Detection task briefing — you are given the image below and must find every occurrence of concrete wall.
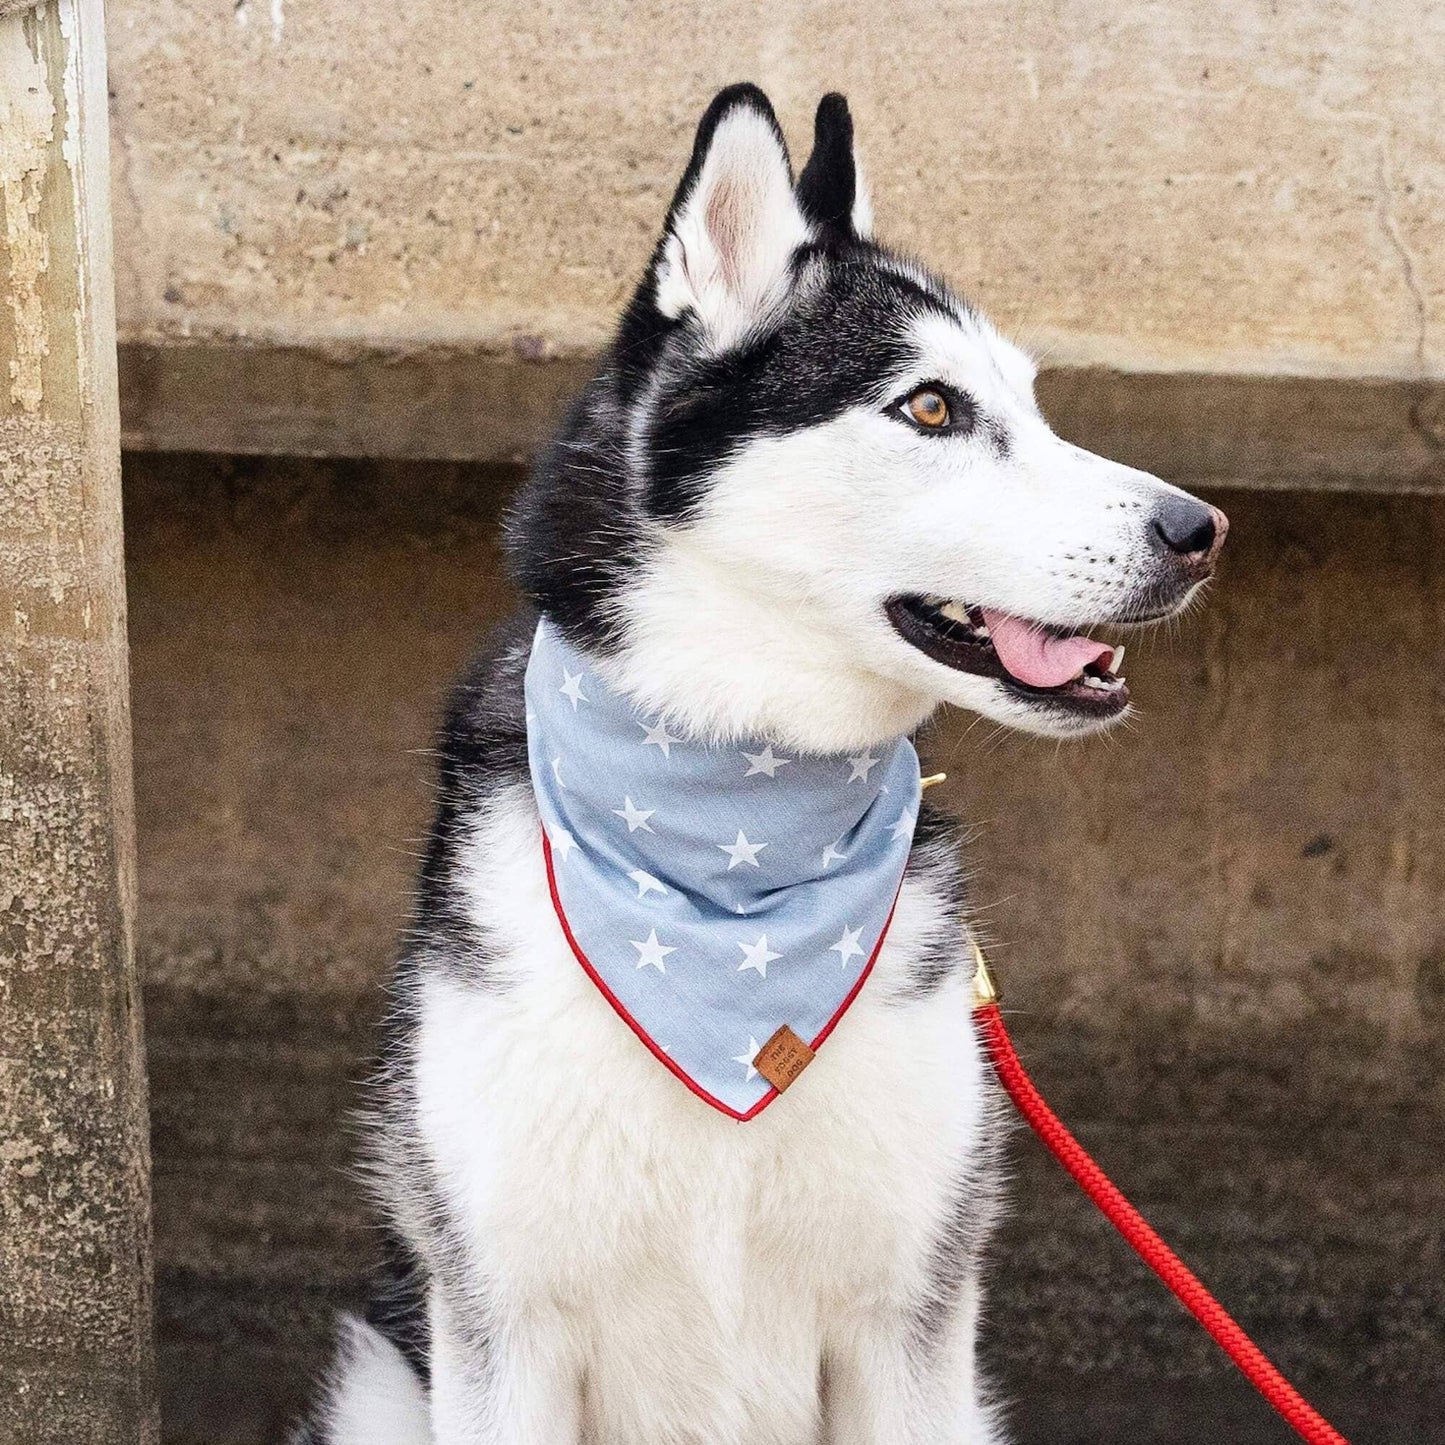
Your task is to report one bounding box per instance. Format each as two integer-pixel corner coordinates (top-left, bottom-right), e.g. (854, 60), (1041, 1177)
(106, 0), (1443, 376)
(125, 453), (1444, 1445)
(103, 1), (1445, 485)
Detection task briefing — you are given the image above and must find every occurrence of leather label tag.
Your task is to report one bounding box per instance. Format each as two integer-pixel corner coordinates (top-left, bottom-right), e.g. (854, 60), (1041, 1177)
(755, 1024), (815, 1093)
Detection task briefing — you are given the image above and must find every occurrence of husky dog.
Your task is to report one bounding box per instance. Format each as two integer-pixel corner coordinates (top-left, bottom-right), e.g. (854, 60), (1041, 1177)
(294, 85), (1225, 1445)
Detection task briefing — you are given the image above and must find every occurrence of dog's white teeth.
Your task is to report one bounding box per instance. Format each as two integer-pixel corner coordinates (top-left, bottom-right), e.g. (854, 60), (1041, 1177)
(940, 601), (972, 625)
(1109, 645), (1125, 675)
(1081, 674), (1110, 690)
(975, 624), (990, 639)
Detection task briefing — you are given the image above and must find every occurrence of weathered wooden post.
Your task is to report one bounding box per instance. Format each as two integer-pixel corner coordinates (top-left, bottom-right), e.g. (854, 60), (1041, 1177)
(0, 0), (157, 1439)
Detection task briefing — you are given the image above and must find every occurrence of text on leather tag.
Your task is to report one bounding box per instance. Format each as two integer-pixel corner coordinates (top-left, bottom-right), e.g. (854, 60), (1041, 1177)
(755, 1025), (815, 1092)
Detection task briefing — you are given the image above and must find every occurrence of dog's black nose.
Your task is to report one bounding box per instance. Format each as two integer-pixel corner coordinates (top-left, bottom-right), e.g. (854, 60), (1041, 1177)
(1149, 496), (1228, 581)
(1152, 495), (1219, 556)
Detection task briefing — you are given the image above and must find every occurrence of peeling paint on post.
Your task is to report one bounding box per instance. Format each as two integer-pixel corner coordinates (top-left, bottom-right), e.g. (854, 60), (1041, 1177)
(0, 0), (158, 1440)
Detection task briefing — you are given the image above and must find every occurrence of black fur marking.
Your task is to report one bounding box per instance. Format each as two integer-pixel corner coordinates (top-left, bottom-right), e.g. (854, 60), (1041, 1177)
(984, 415), (1013, 458)
(643, 252), (956, 521)
(892, 804), (973, 1001)
(347, 613), (535, 1404)
(509, 240), (969, 632)
(506, 383), (642, 654)
(892, 938), (959, 1001)
(902, 797), (1005, 1347)
(796, 93), (858, 241)
(612, 84), (791, 405)
(364, 1226), (433, 1385)
(398, 610), (537, 990)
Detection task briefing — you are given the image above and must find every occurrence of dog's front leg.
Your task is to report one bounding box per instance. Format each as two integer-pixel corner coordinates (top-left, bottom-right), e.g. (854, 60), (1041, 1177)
(822, 1301), (1003, 1445)
(429, 1286), (584, 1445)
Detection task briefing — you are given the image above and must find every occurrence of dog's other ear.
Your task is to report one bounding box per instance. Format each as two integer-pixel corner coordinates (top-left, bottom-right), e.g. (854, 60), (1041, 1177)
(796, 93), (873, 242)
(653, 84), (811, 348)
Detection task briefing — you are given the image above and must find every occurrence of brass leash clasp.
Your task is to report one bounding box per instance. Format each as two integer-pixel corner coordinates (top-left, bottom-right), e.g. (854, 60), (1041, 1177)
(970, 940), (1000, 1009)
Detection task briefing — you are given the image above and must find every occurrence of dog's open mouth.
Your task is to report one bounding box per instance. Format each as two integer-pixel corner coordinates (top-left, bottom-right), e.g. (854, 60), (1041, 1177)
(885, 595), (1129, 717)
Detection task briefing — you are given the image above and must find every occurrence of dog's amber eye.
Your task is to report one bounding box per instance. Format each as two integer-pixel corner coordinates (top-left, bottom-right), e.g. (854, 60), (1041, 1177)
(905, 388), (951, 429)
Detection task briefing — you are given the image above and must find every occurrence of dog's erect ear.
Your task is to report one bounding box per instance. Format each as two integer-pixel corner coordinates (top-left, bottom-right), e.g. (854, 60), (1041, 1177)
(796, 93), (873, 242)
(653, 84), (811, 348)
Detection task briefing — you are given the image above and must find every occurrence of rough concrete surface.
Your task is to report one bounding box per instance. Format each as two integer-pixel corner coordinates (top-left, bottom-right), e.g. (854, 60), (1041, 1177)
(1, 0), (157, 1439)
(93, 0), (1445, 484)
(103, 0), (1444, 379)
(124, 451), (1444, 1444)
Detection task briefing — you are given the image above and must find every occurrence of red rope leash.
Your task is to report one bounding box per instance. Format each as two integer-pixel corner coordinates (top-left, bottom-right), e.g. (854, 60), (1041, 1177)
(971, 955), (1349, 1445)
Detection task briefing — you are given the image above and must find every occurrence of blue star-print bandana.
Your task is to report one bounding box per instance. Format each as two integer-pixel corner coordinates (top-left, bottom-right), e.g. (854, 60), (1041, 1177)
(525, 620), (921, 1120)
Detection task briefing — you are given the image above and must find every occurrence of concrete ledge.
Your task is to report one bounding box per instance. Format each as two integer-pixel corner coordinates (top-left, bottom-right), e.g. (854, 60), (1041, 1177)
(118, 340), (593, 467)
(119, 340), (1445, 493)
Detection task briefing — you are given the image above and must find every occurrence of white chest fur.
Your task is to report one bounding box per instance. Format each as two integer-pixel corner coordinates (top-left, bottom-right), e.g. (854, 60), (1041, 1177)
(406, 783), (999, 1444)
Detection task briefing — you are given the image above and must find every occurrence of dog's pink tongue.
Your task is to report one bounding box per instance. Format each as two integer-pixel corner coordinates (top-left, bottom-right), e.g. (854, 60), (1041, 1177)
(981, 608), (1111, 688)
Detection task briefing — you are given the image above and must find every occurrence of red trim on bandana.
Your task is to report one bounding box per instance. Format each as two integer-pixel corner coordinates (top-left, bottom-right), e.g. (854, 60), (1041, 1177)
(541, 829), (901, 1122)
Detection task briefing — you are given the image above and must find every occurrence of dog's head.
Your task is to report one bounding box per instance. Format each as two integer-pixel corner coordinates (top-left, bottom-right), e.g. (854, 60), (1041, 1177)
(513, 85), (1226, 752)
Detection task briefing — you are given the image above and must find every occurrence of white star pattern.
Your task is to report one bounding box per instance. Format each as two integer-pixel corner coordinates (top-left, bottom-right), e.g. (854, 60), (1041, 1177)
(718, 830), (768, 869)
(559, 668), (588, 710)
(733, 1036), (761, 1080)
(638, 719), (679, 756)
(612, 796), (656, 833)
(741, 745), (790, 778)
(847, 750), (880, 783)
(737, 934), (782, 977)
(631, 929), (676, 973)
(525, 623), (925, 1110)
(829, 925), (865, 965)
